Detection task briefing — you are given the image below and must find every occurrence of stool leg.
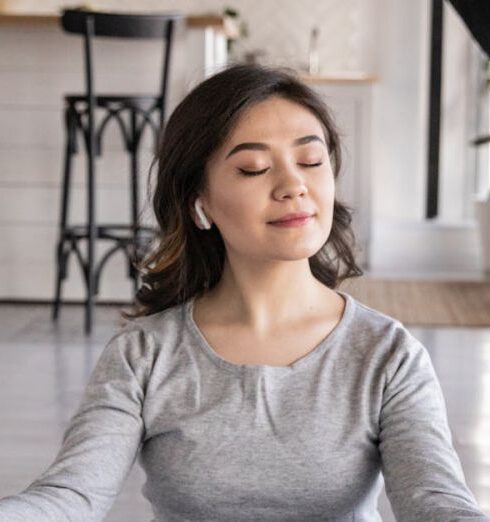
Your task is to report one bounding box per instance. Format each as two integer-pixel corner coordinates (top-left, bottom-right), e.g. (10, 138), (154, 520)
(130, 108), (140, 297)
(52, 107), (75, 322)
(85, 125), (96, 336)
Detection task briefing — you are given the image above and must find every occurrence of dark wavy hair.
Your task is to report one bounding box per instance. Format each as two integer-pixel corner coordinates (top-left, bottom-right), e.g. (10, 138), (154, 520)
(121, 63), (363, 320)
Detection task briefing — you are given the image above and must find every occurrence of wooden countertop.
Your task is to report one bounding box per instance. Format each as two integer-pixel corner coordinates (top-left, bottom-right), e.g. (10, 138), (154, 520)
(0, 10), (226, 29)
(299, 72), (377, 84)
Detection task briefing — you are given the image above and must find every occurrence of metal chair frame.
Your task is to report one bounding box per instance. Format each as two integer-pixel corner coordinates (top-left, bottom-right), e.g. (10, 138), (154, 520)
(52, 8), (182, 334)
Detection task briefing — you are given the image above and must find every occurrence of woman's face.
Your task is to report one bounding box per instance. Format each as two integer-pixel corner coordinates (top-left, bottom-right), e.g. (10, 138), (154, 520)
(197, 95), (336, 263)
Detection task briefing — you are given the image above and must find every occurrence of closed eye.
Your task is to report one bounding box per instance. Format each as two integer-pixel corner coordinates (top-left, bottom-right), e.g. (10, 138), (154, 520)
(299, 162), (323, 168)
(238, 167), (269, 176)
(238, 162), (323, 177)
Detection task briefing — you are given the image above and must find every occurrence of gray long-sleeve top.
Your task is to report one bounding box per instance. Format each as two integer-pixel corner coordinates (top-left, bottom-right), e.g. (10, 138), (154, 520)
(0, 290), (488, 521)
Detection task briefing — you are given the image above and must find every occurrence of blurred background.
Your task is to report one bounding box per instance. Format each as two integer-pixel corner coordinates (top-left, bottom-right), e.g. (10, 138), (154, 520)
(0, 0), (489, 520)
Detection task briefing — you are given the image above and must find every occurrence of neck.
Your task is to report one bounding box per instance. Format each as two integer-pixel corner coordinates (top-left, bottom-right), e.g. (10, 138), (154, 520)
(201, 255), (337, 337)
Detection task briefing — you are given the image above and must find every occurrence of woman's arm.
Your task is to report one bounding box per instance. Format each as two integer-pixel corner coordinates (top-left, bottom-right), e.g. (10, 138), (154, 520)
(0, 325), (150, 522)
(379, 327), (489, 521)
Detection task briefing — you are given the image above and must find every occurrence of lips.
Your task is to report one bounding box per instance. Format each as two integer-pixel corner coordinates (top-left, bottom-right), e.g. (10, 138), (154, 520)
(269, 212), (314, 224)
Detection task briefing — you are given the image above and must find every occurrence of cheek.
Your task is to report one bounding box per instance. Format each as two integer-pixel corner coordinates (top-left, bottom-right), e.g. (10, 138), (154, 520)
(211, 184), (254, 227)
(312, 174), (335, 230)
(214, 178), (263, 219)
(313, 169), (335, 203)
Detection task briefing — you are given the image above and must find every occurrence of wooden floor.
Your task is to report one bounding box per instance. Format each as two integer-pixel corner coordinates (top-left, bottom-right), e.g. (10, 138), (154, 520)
(0, 301), (489, 521)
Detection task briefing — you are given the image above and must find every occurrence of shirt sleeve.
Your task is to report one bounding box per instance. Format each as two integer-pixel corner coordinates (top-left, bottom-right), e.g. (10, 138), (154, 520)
(379, 326), (489, 521)
(0, 325), (150, 522)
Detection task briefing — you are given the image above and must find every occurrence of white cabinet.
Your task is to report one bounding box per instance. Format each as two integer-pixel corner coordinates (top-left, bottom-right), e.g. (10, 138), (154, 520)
(303, 76), (375, 270)
(0, 14), (228, 300)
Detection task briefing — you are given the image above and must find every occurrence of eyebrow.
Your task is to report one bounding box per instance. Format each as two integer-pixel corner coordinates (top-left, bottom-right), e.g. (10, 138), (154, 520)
(225, 134), (325, 159)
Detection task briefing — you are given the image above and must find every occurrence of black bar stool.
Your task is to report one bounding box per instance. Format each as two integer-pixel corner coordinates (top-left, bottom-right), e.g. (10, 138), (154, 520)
(52, 8), (183, 334)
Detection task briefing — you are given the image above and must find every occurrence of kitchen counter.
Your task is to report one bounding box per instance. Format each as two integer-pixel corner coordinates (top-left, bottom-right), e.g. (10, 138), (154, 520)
(0, 11), (232, 33)
(299, 72), (377, 84)
(0, 7), (230, 301)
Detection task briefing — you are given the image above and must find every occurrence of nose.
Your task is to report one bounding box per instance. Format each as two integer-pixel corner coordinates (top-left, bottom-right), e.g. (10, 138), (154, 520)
(272, 164), (308, 200)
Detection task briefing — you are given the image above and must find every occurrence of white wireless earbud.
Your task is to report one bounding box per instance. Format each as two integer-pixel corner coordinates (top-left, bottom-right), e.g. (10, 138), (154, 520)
(194, 198), (211, 230)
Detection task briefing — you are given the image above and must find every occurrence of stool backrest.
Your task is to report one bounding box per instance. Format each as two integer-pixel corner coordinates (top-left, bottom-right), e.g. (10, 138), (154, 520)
(60, 8), (183, 128)
(61, 9), (182, 39)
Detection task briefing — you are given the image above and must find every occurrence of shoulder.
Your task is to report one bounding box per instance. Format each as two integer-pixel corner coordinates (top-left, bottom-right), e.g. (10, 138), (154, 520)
(341, 291), (430, 375)
(343, 290), (408, 341)
(105, 301), (188, 364)
(120, 300), (186, 335)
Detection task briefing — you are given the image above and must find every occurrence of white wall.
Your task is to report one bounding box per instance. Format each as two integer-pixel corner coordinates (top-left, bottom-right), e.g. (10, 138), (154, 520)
(439, 2), (485, 222)
(369, 0), (430, 222)
(366, 0), (487, 276)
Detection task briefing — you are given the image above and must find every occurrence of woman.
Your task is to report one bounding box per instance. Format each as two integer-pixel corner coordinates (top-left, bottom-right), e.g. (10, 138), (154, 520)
(0, 64), (487, 522)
